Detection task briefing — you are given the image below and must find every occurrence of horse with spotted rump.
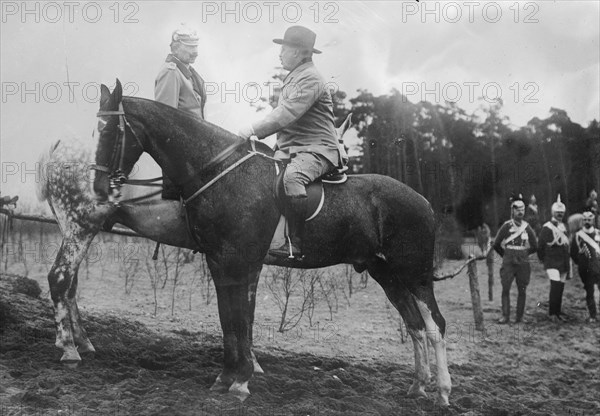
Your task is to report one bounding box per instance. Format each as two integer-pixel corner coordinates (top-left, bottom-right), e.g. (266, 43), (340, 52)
(37, 79), (452, 406)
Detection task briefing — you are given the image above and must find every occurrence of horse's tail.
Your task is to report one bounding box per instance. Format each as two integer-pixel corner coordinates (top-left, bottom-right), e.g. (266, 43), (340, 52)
(36, 140), (61, 202)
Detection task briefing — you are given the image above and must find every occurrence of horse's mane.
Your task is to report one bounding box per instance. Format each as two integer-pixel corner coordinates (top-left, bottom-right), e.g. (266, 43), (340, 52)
(122, 96), (235, 138)
(121, 96), (273, 157)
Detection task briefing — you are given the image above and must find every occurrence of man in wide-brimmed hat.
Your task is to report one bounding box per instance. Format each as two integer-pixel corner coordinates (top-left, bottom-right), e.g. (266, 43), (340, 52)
(493, 194), (538, 324)
(239, 26), (344, 259)
(155, 24), (207, 199)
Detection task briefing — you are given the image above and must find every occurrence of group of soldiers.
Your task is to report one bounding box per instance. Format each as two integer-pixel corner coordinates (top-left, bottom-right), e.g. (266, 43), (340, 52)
(493, 192), (600, 324)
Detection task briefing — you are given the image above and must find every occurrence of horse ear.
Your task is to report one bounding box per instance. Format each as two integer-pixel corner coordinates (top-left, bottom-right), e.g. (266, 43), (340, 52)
(113, 79), (123, 104)
(100, 84), (111, 108)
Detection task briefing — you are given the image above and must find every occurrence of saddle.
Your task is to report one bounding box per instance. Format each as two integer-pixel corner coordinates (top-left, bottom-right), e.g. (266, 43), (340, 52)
(269, 165), (347, 251)
(273, 166), (347, 221)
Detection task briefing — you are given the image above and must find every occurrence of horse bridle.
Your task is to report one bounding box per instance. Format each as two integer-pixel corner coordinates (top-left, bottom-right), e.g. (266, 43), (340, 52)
(91, 102), (144, 193)
(91, 100), (263, 206)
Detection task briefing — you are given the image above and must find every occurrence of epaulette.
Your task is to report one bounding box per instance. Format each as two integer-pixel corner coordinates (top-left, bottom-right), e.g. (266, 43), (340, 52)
(165, 62), (177, 70)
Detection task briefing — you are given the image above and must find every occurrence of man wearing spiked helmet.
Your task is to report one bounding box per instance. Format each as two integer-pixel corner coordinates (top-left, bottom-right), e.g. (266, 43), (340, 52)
(538, 194), (571, 323)
(570, 207), (600, 323)
(155, 24), (207, 200)
(493, 193), (538, 324)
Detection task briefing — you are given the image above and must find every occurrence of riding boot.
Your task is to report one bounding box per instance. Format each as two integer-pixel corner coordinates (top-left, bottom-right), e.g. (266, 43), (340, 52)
(549, 280), (561, 318)
(270, 196), (307, 259)
(499, 291), (510, 324)
(516, 290), (527, 323)
(287, 196), (307, 258)
(585, 283), (598, 320)
(556, 281), (565, 318)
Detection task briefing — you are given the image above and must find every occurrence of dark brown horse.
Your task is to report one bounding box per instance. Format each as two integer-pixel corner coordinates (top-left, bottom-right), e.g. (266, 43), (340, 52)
(68, 80), (451, 404)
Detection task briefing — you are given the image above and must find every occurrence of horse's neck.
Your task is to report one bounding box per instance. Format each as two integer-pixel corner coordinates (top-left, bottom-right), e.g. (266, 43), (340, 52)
(127, 100), (237, 183)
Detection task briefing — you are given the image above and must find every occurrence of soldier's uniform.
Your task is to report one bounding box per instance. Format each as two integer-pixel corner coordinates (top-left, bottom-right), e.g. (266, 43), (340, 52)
(154, 27), (206, 200)
(570, 211), (600, 321)
(537, 195), (570, 321)
(155, 54), (206, 120)
(493, 218), (538, 323)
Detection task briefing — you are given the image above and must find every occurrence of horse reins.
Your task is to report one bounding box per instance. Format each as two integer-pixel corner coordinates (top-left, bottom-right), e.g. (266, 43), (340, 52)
(92, 101), (265, 207)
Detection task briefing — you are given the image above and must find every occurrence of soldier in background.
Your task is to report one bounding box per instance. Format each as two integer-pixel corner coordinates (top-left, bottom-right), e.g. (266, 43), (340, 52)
(570, 208), (600, 323)
(538, 195), (571, 323)
(585, 189), (599, 228)
(493, 194), (538, 324)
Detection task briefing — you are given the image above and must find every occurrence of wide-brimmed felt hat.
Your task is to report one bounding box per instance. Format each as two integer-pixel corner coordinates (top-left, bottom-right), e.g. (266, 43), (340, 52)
(273, 26), (321, 54)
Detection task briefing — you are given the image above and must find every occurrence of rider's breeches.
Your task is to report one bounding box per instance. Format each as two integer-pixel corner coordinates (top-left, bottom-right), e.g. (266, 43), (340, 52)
(500, 260), (530, 319)
(546, 269), (567, 283)
(283, 152), (334, 198)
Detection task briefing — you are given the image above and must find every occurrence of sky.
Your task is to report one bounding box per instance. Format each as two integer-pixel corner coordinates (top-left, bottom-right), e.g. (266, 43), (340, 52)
(1, 0), (599, 208)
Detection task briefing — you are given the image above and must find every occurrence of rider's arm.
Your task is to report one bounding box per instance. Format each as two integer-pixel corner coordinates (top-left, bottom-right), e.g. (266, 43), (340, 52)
(252, 70), (323, 139)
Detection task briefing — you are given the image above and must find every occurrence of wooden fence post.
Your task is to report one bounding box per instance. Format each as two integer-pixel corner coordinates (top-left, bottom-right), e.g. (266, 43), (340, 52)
(467, 257), (485, 331)
(486, 250), (494, 301)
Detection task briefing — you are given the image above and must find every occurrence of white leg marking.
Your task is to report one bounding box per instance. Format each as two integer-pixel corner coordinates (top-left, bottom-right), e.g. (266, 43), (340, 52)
(407, 327), (430, 398)
(415, 298), (451, 407)
(229, 380), (250, 402)
(251, 350), (264, 374)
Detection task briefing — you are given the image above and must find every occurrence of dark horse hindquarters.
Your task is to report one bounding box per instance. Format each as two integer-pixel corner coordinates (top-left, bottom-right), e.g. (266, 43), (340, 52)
(55, 80), (451, 405)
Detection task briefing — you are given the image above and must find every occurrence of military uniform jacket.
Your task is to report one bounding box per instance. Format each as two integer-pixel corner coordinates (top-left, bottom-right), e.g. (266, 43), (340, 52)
(571, 227), (600, 275)
(251, 60), (341, 167)
(155, 54), (206, 120)
(538, 220), (570, 272)
(493, 220), (537, 263)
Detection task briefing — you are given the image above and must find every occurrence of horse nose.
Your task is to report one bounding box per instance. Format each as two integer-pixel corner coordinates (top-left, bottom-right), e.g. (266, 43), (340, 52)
(92, 173), (110, 202)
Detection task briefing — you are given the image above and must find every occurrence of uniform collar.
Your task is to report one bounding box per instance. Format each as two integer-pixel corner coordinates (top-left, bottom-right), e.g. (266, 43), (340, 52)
(166, 54), (193, 79)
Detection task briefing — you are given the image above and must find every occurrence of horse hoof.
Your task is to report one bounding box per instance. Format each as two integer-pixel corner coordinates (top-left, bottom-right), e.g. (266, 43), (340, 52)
(60, 350), (81, 365)
(209, 380), (230, 393)
(437, 395), (450, 407)
(251, 351), (264, 374)
(62, 360), (80, 369)
(77, 340), (96, 354)
(229, 381), (250, 402)
(253, 362), (265, 375)
(407, 384), (428, 399)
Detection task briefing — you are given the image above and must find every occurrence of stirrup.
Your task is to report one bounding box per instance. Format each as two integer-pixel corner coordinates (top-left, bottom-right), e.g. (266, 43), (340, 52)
(269, 236), (302, 260)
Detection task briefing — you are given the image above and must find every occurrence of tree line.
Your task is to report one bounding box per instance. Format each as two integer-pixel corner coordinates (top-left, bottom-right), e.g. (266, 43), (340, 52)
(331, 89), (599, 233)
